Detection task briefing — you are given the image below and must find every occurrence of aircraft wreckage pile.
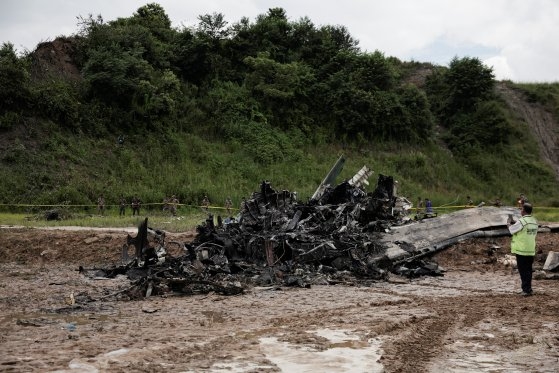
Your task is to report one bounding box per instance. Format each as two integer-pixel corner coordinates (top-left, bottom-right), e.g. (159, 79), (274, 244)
(89, 157), (515, 299)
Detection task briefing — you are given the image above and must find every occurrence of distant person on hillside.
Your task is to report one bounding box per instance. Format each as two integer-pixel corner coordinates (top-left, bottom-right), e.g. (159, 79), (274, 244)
(162, 196), (170, 213)
(225, 197), (233, 215)
(416, 197), (423, 213)
(170, 195), (179, 216)
(202, 195), (210, 211)
(97, 195), (105, 215)
(425, 198), (433, 214)
(240, 197), (247, 213)
(131, 196), (141, 216)
(119, 195), (127, 216)
(415, 197), (424, 219)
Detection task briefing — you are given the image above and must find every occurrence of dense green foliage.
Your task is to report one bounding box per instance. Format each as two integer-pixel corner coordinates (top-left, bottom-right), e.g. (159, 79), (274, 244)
(0, 43), (31, 129)
(1, 3), (559, 215)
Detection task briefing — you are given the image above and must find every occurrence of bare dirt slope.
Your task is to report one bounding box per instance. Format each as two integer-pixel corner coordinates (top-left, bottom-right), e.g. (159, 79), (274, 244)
(0, 228), (558, 372)
(496, 82), (559, 181)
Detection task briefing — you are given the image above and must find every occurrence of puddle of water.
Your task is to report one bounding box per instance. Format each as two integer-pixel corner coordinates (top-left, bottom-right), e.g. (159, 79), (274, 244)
(103, 348), (130, 357)
(207, 361), (276, 372)
(55, 329), (384, 373)
(203, 329), (383, 372)
(313, 328), (359, 342)
(258, 329), (383, 373)
(313, 328), (370, 348)
(66, 362), (99, 373)
(56, 348), (140, 373)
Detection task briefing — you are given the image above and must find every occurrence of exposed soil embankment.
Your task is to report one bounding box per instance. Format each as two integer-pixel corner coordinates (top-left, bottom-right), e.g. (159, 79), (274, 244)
(496, 82), (559, 181)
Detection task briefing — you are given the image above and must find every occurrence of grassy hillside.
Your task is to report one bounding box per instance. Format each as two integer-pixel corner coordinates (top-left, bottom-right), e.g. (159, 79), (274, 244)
(1, 108), (557, 219)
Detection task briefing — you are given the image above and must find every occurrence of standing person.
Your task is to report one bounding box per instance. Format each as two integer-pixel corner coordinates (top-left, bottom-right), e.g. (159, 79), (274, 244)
(225, 197), (232, 215)
(170, 195), (179, 216)
(202, 195), (210, 211)
(162, 196), (170, 213)
(119, 195), (127, 216)
(131, 196), (141, 216)
(416, 197), (423, 214)
(425, 198), (433, 213)
(97, 195), (105, 215)
(508, 203), (538, 296)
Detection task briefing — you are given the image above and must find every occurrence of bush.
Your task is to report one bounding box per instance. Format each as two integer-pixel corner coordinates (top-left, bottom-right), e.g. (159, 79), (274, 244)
(0, 111), (23, 130)
(223, 120), (302, 165)
(1, 139), (27, 163)
(32, 80), (80, 128)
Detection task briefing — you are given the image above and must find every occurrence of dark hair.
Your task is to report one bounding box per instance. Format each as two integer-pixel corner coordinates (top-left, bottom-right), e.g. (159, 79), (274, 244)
(523, 203), (533, 214)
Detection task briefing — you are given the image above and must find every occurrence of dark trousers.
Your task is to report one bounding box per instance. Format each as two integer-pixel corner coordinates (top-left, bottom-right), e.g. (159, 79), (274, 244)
(516, 254), (534, 293)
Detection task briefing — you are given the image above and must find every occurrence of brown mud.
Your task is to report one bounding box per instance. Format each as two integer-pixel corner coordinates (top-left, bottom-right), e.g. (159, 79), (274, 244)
(0, 228), (558, 372)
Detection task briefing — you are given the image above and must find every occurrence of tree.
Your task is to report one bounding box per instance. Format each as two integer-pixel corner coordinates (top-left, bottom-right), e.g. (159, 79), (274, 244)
(444, 100), (509, 152)
(349, 51), (395, 92)
(396, 84), (434, 142)
(171, 27), (208, 84)
(133, 3), (172, 36)
(196, 12), (230, 41)
(77, 6), (173, 70)
(83, 45), (153, 109)
(445, 56), (495, 115)
(244, 52), (315, 129)
(425, 56), (502, 152)
(32, 80), (80, 128)
(250, 8), (292, 63)
(195, 13), (235, 82)
(424, 66), (448, 120)
(0, 43), (30, 112)
(133, 69), (182, 119)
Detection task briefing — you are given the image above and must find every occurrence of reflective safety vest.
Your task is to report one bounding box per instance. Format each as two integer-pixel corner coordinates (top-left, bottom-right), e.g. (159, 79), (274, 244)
(511, 215), (538, 256)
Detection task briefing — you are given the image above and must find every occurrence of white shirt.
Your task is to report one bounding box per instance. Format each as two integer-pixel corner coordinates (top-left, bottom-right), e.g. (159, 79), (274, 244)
(508, 217), (526, 235)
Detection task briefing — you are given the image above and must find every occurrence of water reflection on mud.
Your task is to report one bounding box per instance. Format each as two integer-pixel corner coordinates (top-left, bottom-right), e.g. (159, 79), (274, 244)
(258, 329), (383, 373)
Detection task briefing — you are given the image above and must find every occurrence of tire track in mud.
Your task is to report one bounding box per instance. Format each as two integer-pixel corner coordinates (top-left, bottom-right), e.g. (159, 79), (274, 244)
(380, 291), (559, 373)
(379, 297), (460, 373)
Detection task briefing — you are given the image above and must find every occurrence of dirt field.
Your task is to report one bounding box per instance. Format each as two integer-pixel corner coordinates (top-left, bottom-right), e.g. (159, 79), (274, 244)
(0, 227), (558, 372)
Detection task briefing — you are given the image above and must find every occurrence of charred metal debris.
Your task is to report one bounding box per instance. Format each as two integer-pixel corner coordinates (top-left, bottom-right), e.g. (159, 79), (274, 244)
(89, 156), (442, 299)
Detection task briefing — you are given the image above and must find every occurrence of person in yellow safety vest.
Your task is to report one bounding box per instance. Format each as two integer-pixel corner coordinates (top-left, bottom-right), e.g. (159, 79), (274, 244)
(508, 203), (538, 296)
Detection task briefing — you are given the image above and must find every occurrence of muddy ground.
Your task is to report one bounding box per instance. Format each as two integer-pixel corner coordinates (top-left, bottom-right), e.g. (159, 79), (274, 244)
(0, 227), (558, 372)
